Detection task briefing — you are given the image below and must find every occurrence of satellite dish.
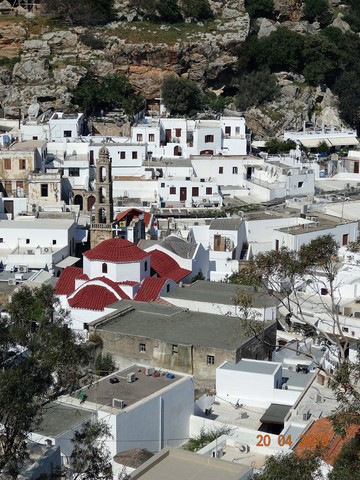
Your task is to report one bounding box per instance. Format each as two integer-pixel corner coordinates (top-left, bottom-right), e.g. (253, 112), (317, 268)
(28, 103), (40, 119)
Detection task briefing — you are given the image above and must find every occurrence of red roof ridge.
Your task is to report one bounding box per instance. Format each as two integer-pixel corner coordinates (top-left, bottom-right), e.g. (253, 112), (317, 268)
(135, 277), (168, 302)
(55, 266), (86, 296)
(149, 249), (191, 283)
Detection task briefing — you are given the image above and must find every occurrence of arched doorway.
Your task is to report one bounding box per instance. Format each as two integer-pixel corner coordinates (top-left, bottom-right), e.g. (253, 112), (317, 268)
(174, 145), (182, 156)
(74, 194), (83, 210)
(87, 195), (95, 211)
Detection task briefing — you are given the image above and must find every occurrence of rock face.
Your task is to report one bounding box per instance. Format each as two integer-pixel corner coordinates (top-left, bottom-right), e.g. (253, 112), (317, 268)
(0, 0), (349, 136)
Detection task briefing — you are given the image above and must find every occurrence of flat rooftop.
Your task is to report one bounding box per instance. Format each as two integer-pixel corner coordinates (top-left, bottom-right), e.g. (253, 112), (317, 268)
(276, 214), (350, 235)
(220, 359), (280, 375)
(131, 447), (251, 480)
(163, 281), (279, 309)
(35, 403), (92, 437)
(92, 301), (274, 350)
(0, 218), (74, 229)
(75, 365), (183, 409)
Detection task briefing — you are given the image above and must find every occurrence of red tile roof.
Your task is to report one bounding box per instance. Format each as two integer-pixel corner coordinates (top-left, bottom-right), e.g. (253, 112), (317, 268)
(55, 267), (87, 296)
(88, 277), (130, 300)
(116, 208), (151, 227)
(295, 417), (360, 465)
(149, 249), (191, 283)
(68, 285), (119, 311)
(135, 277), (168, 302)
(83, 238), (149, 263)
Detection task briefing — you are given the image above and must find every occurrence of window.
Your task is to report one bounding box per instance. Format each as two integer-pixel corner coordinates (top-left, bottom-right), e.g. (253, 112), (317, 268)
(175, 128), (182, 137)
(192, 187), (199, 197)
(26, 239), (30, 244)
(32, 136), (38, 140)
(4, 158), (11, 170)
(144, 260), (148, 272)
(69, 168), (80, 177)
(206, 187), (212, 195)
(172, 344), (178, 354)
(41, 184), (48, 197)
(0, 238), (3, 243)
(205, 135), (214, 143)
(342, 327), (349, 333)
(219, 167), (223, 174)
(52, 240), (57, 245)
(167, 284), (170, 293)
(225, 126), (231, 136)
(298, 181), (303, 188)
(275, 239), (279, 251)
(64, 130), (72, 137)
(19, 159), (26, 170)
(120, 151), (125, 159)
(343, 234), (349, 246)
(102, 263), (108, 273)
(233, 166), (238, 174)
(139, 343), (146, 352)
(149, 133), (155, 142)
(321, 288), (328, 295)
(137, 134), (143, 142)
(89, 150), (94, 165)
(235, 126), (240, 135)
(161, 182), (165, 188)
(207, 355), (215, 365)
(170, 186), (176, 195)
(132, 151), (138, 159)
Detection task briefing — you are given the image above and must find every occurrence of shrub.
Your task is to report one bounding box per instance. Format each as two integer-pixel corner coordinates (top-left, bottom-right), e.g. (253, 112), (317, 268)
(235, 70), (278, 111)
(94, 352), (115, 376)
(161, 76), (203, 115)
(157, 0), (182, 22)
(181, 0), (213, 20)
(302, 0), (333, 26)
(245, 0), (274, 19)
(79, 32), (106, 50)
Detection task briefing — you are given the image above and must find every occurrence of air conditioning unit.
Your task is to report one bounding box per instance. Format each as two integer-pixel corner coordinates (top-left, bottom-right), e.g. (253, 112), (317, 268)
(142, 201), (149, 207)
(238, 444), (250, 453)
(112, 398), (125, 409)
(303, 410), (310, 421)
(127, 372), (136, 383)
(282, 384), (288, 390)
(145, 367), (154, 376)
(18, 265), (28, 273)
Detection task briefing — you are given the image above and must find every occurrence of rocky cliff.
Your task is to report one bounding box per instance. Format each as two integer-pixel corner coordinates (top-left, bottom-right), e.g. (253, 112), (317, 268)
(0, 0), (350, 137)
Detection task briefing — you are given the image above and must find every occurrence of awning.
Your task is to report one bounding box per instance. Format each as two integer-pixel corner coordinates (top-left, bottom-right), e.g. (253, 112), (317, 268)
(299, 138), (332, 148)
(260, 403), (292, 425)
(252, 140), (266, 148)
(55, 256), (80, 268)
(328, 137), (359, 147)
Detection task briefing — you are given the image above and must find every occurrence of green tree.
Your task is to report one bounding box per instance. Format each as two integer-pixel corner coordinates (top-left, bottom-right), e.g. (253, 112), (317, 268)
(66, 421), (113, 480)
(245, 0), (274, 19)
(303, 0), (333, 26)
(161, 76), (203, 115)
(181, 0), (213, 20)
(333, 71), (360, 133)
(0, 284), (88, 478)
(264, 138), (296, 154)
(235, 70), (278, 111)
(252, 452), (321, 479)
(94, 352), (115, 376)
(72, 74), (144, 116)
(40, 0), (115, 26)
(250, 28), (305, 72)
(302, 35), (338, 85)
(157, 0), (182, 22)
(329, 432), (360, 479)
(316, 140), (330, 156)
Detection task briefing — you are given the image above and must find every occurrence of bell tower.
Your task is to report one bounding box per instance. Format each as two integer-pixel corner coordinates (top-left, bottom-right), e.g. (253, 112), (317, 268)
(90, 145), (114, 249)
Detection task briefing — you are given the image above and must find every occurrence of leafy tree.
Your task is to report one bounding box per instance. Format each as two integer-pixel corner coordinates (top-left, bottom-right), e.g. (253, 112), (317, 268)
(66, 420), (113, 480)
(161, 76), (203, 115)
(0, 284), (88, 478)
(264, 138), (296, 154)
(130, 0), (157, 20)
(72, 74), (144, 116)
(181, 0), (213, 20)
(302, 35), (338, 85)
(157, 0), (182, 22)
(235, 70), (278, 111)
(186, 426), (232, 452)
(245, 0), (274, 19)
(329, 432), (360, 479)
(250, 28), (305, 72)
(94, 352), (115, 376)
(303, 0), (333, 27)
(201, 90), (230, 114)
(40, 0), (115, 26)
(333, 71), (360, 133)
(252, 452), (321, 480)
(316, 140), (330, 156)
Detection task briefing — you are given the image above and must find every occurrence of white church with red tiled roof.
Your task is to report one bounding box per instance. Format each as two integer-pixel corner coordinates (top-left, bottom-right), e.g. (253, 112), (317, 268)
(55, 238), (192, 334)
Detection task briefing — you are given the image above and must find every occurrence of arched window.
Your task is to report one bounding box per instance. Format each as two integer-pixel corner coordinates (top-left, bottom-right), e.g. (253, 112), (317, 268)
(102, 263), (107, 273)
(144, 261), (148, 272)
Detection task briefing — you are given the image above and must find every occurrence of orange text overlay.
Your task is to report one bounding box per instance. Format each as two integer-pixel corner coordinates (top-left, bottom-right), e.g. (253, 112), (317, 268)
(256, 434), (329, 448)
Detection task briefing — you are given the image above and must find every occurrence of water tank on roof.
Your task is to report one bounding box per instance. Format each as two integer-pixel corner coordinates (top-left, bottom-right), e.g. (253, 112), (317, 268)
(2, 135), (10, 146)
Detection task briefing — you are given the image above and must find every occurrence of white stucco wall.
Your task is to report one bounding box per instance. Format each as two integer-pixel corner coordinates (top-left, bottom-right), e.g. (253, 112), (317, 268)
(83, 256), (151, 283)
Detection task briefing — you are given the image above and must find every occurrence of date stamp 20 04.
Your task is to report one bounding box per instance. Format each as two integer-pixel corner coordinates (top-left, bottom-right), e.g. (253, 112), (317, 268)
(256, 434), (329, 448)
